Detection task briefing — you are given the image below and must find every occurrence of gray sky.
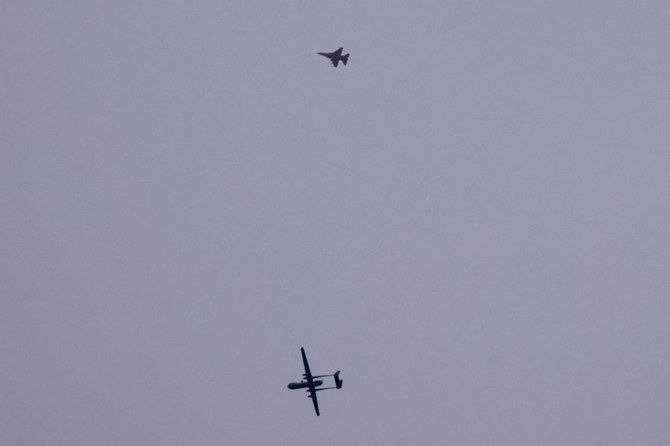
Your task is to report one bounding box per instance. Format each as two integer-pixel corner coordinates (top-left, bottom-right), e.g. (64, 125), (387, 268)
(2, 1), (669, 445)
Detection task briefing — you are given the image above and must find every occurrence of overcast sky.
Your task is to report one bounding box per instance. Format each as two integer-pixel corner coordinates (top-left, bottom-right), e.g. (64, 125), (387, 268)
(2, 1), (669, 445)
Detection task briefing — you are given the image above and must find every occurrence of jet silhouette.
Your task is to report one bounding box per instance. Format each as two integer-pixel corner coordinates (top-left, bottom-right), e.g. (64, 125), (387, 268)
(318, 47), (350, 67)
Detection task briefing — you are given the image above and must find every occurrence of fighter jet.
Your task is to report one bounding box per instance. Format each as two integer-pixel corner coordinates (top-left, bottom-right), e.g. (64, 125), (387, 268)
(287, 347), (343, 416)
(318, 47), (350, 67)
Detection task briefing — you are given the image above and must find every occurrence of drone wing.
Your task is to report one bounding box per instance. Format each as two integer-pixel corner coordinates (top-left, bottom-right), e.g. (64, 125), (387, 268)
(301, 347), (312, 380)
(308, 387), (320, 416)
(301, 348), (320, 416)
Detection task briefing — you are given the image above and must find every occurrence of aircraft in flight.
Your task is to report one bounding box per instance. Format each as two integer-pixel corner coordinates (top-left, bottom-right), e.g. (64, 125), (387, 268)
(318, 47), (350, 67)
(287, 347), (343, 416)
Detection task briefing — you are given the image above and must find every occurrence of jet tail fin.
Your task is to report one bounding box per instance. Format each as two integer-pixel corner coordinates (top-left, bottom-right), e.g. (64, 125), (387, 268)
(342, 54), (349, 65)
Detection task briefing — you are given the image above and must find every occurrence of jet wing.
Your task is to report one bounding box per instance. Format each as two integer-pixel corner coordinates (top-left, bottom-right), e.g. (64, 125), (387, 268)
(301, 347), (312, 380)
(333, 47), (343, 57)
(308, 387), (320, 416)
(331, 59), (339, 67)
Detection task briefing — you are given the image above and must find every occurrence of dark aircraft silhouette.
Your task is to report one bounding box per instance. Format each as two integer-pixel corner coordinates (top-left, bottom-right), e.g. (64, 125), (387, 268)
(287, 347), (343, 416)
(318, 47), (350, 67)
